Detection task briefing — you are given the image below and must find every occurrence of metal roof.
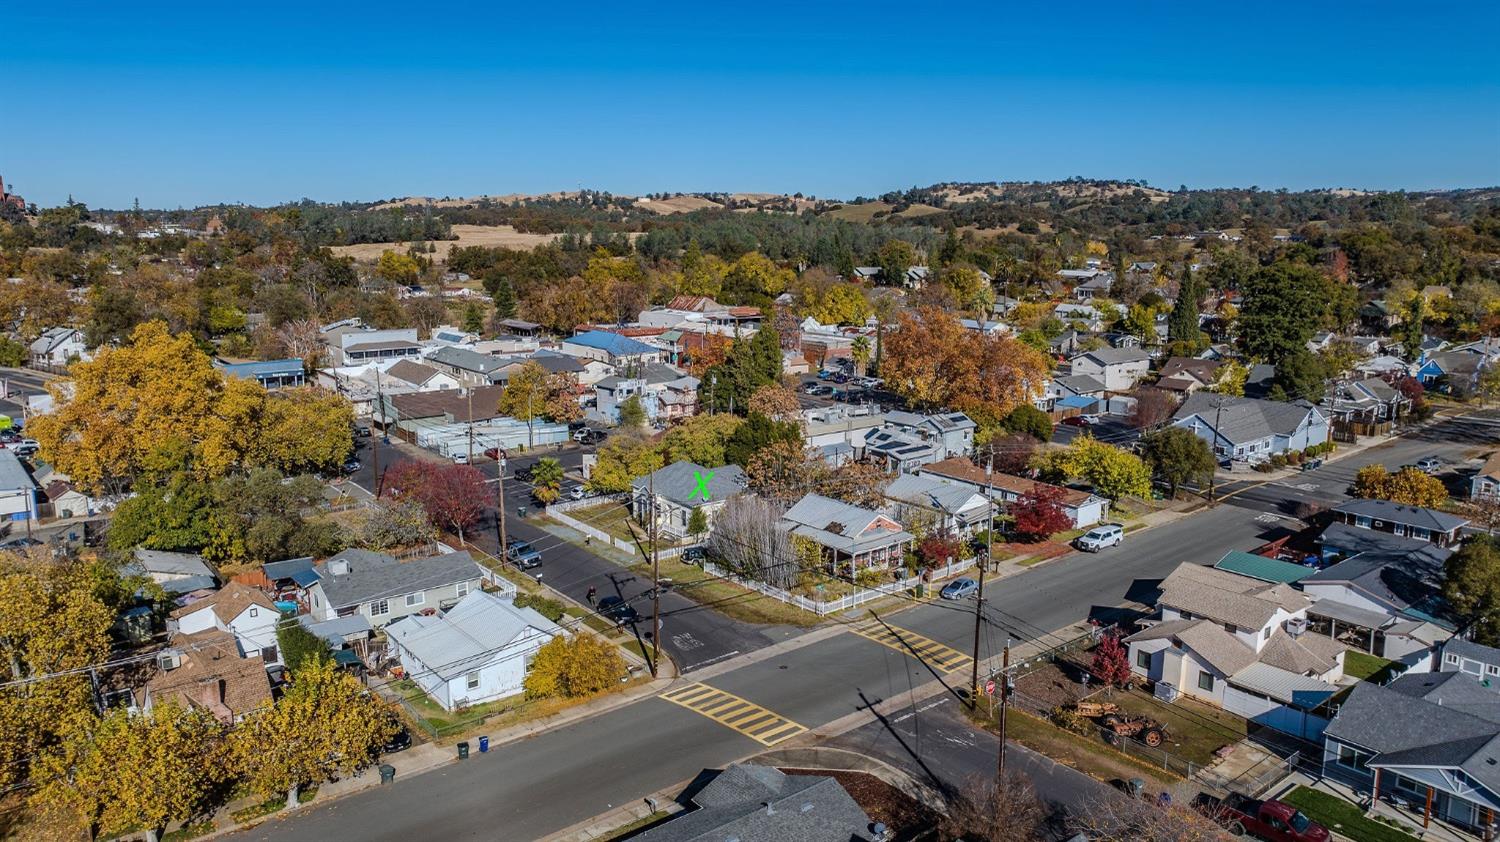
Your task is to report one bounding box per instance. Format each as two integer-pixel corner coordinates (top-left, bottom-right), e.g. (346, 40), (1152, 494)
(1214, 551), (1314, 584)
(385, 590), (562, 681)
(1231, 662), (1337, 707)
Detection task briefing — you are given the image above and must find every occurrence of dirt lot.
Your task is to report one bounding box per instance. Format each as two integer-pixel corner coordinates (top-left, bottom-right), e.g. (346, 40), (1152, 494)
(330, 224), (559, 262)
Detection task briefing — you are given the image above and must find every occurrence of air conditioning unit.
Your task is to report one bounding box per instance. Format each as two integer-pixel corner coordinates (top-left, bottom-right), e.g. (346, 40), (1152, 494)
(1286, 617), (1308, 638)
(157, 650), (182, 671)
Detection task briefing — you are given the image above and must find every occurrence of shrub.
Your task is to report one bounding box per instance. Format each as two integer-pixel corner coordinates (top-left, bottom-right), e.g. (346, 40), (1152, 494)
(514, 592), (566, 623)
(1269, 454), (1287, 469)
(1050, 705), (1095, 736)
(522, 634), (627, 699)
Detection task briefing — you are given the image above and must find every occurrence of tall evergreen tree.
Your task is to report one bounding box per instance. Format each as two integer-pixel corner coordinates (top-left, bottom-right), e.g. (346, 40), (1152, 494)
(1167, 263), (1202, 348)
(492, 279), (517, 319)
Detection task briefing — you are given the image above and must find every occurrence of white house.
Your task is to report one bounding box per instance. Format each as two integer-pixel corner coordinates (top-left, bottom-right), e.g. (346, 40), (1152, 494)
(1472, 452), (1500, 501)
(307, 548), (485, 629)
(1125, 563), (1344, 741)
(780, 494), (913, 574)
(29, 327), (86, 367)
(169, 582), (282, 664)
(916, 458), (1108, 529)
(1068, 348), (1151, 393)
(385, 590), (564, 712)
(632, 460), (747, 540)
(882, 473), (993, 538)
(0, 450), (38, 524)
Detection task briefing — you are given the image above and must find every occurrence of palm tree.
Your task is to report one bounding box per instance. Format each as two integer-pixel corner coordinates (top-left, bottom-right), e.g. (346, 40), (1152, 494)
(851, 335), (871, 376)
(530, 457), (564, 504)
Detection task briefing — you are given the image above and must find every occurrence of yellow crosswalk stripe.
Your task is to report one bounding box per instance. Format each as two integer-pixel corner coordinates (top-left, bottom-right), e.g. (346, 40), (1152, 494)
(658, 683), (807, 746)
(849, 619), (974, 672)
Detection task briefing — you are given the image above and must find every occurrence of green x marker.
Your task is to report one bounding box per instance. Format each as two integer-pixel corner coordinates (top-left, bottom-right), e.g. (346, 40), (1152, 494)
(691, 469), (714, 501)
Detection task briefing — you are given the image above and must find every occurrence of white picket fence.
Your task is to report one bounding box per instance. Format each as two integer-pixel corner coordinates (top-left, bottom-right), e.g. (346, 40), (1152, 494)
(699, 557), (976, 617)
(543, 493), (637, 556)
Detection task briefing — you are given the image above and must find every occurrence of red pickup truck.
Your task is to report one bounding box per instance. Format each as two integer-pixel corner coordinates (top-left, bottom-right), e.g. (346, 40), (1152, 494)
(1194, 792), (1330, 842)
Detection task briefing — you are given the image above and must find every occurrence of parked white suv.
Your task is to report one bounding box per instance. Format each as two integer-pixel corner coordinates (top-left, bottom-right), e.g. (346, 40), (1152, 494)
(1074, 523), (1124, 553)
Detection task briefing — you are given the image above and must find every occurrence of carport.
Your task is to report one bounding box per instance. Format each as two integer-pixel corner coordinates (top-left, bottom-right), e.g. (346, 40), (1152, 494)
(1306, 599), (1389, 654)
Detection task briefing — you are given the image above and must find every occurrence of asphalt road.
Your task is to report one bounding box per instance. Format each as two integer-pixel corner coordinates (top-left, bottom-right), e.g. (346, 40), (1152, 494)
(237, 412), (1497, 841)
(347, 437), (793, 673)
(236, 483), (1288, 841)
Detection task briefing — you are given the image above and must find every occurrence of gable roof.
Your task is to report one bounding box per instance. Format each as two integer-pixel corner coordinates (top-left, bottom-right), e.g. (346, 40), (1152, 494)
(1076, 347), (1150, 366)
(916, 458), (1095, 507)
(633, 461), (747, 508)
(427, 345), (508, 376)
(385, 359), (445, 387)
(145, 629), (271, 721)
(1309, 522), (1455, 627)
(781, 493), (912, 554)
(1327, 678), (1500, 797)
(385, 590), (562, 681)
(884, 473), (990, 517)
(1156, 563), (1308, 630)
(1172, 393), (1318, 444)
(1333, 498), (1468, 533)
(1214, 551), (1314, 585)
(1158, 356), (1223, 385)
(314, 550), (482, 610)
(565, 330), (658, 357)
(170, 582), (277, 624)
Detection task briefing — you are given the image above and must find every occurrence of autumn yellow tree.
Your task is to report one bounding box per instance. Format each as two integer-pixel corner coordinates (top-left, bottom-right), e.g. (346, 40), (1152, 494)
(747, 383), (803, 423)
(658, 413), (744, 467)
(0, 554), (115, 792)
(232, 658), (397, 810)
(1356, 465), (1448, 508)
(29, 321), (352, 495)
(523, 634), (626, 699)
(375, 250), (421, 285)
(31, 703), (229, 842)
(586, 434), (664, 493)
(497, 360), (582, 425)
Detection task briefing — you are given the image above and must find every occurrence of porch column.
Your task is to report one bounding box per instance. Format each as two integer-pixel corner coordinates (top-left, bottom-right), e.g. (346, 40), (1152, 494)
(1370, 768), (1382, 811)
(1424, 786), (1433, 829)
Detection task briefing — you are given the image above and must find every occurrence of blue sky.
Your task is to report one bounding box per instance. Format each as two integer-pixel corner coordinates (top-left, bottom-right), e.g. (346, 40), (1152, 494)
(4, 1), (1498, 208)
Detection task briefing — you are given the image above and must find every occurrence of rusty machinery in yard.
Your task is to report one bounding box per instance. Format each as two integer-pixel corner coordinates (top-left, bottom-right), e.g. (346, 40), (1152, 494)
(1068, 701), (1169, 748)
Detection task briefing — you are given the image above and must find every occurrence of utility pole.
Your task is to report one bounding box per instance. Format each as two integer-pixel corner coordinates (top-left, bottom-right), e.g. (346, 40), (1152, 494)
(997, 640), (1011, 780)
(496, 449), (509, 559)
(650, 468), (661, 677)
(466, 390), (475, 465)
(970, 457), (995, 708)
(1209, 396), (1226, 506)
(372, 365), (384, 498)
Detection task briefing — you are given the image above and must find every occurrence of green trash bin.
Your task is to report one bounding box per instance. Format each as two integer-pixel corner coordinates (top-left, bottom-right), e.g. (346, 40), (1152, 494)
(457, 741), (470, 760)
(379, 764), (395, 784)
(915, 582), (926, 598)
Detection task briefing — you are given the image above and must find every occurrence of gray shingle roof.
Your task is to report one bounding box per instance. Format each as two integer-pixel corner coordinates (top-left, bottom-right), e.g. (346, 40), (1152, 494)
(428, 345), (508, 375)
(633, 461), (747, 508)
(1156, 563), (1308, 630)
(1078, 347), (1150, 366)
(1172, 392), (1319, 445)
(631, 764), (874, 842)
(1333, 499), (1469, 533)
(314, 550), (481, 610)
(1308, 523), (1455, 627)
(0, 449), (35, 493)
(782, 493), (913, 555)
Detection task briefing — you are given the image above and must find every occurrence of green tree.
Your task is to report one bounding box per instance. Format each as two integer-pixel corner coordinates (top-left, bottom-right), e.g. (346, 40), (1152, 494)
(31, 703), (229, 842)
(276, 622), (332, 673)
(530, 456), (564, 504)
(617, 394), (646, 429)
(492, 278), (517, 319)
(232, 658), (397, 810)
(850, 335), (871, 375)
(810, 284), (872, 325)
(1445, 537), (1500, 645)
(462, 302), (485, 334)
(1001, 405), (1052, 442)
(704, 328), (782, 414)
(877, 239), (915, 289)
(0, 337), (26, 367)
(687, 507), (709, 543)
(1141, 427), (1215, 497)
(1037, 436), (1151, 500)
(1237, 260), (1327, 364)
(523, 634), (626, 698)
(1210, 361), (1248, 396)
(1270, 350), (1328, 402)
(724, 412), (804, 468)
(1167, 264), (1206, 352)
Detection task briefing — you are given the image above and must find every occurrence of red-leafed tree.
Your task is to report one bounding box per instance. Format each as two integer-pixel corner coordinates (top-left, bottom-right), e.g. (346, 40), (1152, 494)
(1090, 632), (1133, 691)
(1009, 485), (1072, 543)
(382, 461), (489, 542)
(917, 533), (964, 570)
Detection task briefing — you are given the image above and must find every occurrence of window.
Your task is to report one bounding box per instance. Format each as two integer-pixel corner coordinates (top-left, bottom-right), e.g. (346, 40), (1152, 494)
(1263, 627), (1273, 640)
(455, 582), (470, 599)
(1136, 649), (1151, 669)
(1393, 524), (1407, 537)
(370, 599), (390, 617)
(1412, 528), (1430, 541)
(249, 607), (258, 617)
(1447, 653), (1461, 665)
(1394, 775), (1423, 796)
(1337, 743), (1371, 772)
(261, 645), (278, 662)
(1488, 665), (1500, 676)
(1197, 670), (1216, 692)
(405, 592), (425, 608)
(1223, 623), (1238, 635)
(313, 594), (320, 607)
(1354, 515), (1372, 528)
(466, 671), (480, 691)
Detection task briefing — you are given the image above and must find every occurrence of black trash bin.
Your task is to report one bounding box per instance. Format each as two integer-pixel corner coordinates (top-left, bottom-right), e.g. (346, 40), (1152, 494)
(379, 764), (396, 784)
(457, 741), (470, 760)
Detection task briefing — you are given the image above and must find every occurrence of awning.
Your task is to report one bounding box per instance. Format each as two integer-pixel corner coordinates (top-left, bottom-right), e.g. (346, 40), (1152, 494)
(1308, 599), (1391, 630)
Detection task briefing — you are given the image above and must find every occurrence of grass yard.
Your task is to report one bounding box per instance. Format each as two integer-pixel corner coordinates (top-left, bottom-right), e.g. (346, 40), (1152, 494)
(629, 555), (822, 628)
(1112, 688), (1247, 767)
(392, 676), (650, 739)
(603, 811), (674, 840)
(974, 706), (1179, 786)
(1343, 650), (1400, 682)
(568, 501), (638, 543)
(1280, 786), (1422, 842)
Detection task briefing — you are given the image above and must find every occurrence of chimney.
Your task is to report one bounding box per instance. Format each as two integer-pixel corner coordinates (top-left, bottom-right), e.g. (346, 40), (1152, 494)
(762, 802), (775, 816)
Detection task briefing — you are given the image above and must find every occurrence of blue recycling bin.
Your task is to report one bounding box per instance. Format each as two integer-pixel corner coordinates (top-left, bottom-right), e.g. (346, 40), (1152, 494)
(478, 735), (490, 753)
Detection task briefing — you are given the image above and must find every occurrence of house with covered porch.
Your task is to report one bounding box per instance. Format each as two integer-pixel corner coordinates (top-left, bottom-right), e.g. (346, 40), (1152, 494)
(1323, 672), (1500, 836)
(779, 493), (913, 576)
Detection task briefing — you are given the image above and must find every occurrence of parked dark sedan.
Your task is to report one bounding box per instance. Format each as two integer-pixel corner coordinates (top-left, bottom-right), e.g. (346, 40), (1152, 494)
(382, 725), (412, 754)
(597, 595), (640, 625)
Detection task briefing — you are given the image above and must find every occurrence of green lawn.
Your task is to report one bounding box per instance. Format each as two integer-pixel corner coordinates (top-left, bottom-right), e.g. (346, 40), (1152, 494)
(971, 706), (1179, 786)
(1281, 786), (1423, 842)
(630, 555), (823, 628)
(1344, 650), (1399, 682)
(568, 501), (638, 543)
(1112, 688), (1247, 767)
